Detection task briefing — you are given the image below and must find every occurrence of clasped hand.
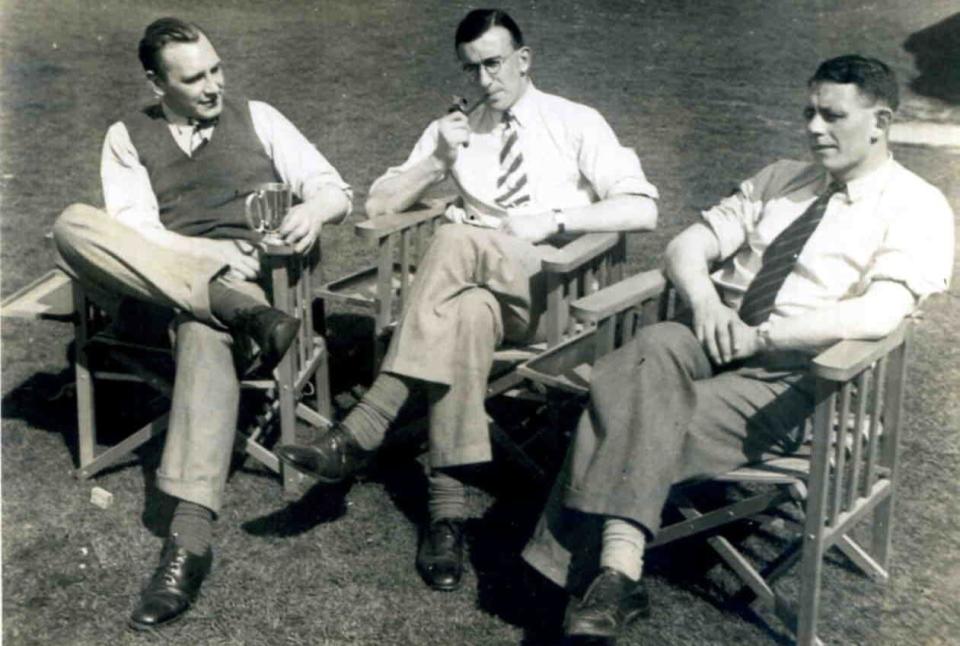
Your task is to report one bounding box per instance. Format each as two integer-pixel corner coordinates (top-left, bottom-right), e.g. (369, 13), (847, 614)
(693, 300), (763, 365)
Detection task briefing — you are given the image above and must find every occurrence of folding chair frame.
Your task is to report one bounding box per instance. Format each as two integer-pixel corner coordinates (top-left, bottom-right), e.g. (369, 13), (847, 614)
(72, 246), (333, 497)
(519, 269), (911, 645)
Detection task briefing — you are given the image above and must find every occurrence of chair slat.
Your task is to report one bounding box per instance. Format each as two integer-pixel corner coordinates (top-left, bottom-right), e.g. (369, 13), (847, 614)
(400, 228), (411, 303)
(864, 356), (886, 490)
(830, 382), (852, 525)
(846, 369), (870, 507)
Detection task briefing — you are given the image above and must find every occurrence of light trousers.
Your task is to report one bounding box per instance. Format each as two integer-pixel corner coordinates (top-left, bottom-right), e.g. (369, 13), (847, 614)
(379, 223), (548, 468)
(54, 204), (266, 513)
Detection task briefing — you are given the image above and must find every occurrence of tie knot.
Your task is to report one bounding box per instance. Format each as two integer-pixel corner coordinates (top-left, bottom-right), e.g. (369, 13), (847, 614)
(826, 180), (845, 196)
(189, 116), (219, 130)
(502, 110), (515, 126)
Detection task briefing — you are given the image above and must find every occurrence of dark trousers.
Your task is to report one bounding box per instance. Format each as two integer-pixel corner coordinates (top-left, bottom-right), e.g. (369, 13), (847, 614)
(522, 321), (816, 591)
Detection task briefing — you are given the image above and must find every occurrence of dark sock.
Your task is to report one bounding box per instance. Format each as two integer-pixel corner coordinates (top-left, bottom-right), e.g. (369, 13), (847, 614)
(342, 372), (412, 450)
(169, 500), (214, 555)
(208, 279), (269, 327)
(428, 468), (467, 521)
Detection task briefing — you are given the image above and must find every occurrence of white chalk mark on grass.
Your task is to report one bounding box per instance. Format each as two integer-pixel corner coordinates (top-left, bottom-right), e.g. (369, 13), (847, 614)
(891, 121), (960, 150)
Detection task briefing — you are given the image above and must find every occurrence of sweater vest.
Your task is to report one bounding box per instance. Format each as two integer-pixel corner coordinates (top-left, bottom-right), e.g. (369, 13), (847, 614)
(122, 97), (280, 241)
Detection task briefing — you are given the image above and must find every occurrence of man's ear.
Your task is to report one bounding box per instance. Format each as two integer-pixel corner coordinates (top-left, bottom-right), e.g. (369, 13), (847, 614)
(871, 107), (893, 142)
(146, 70), (164, 98)
(518, 46), (532, 75)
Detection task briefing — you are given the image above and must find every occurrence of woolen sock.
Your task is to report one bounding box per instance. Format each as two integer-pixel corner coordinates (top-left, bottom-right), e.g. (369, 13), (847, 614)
(427, 468), (467, 521)
(599, 517), (646, 582)
(169, 500), (214, 555)
(341, 372), (412, 450)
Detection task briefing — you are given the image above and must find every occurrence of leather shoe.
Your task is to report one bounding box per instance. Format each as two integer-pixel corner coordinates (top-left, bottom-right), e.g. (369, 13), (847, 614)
(233, 306), (300, 375)
(416, 518), (465, 591)
(129, 537), (212, 631)
(276, 425), (374, 483)
(564, 567), (650, 638)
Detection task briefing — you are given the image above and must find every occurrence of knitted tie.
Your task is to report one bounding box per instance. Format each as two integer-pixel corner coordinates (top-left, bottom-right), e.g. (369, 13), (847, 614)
(738, 181), (845, 326)
(189, 117), (218, 155)
(494, 110), (531, 209)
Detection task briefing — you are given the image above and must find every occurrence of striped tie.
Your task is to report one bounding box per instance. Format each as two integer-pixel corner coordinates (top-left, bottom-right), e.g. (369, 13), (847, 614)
(738, 181), (845, 326)
(494, 110), (531, 209)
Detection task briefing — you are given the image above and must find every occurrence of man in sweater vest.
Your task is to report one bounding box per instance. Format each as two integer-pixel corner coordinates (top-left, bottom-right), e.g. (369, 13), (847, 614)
(52, 17), (352, 630)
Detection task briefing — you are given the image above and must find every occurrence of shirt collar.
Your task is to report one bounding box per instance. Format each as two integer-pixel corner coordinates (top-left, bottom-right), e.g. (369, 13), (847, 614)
(160, 102), (218, 130)
(822, 154), (895, 203)
(504, 81), (537, 128)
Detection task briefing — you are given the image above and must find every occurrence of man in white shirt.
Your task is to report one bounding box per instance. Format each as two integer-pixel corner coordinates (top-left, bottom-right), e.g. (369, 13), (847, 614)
(52, 17), (352, 630)
(277, 8), (659, 592)
(521, 55), (955, 641)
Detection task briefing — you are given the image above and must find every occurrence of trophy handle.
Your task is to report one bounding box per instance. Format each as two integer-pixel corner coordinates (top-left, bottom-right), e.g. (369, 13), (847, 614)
(244, 190), (266, 233)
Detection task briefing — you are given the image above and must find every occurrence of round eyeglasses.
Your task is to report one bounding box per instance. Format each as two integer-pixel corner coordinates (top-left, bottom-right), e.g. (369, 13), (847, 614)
(461, 49), (520, 81)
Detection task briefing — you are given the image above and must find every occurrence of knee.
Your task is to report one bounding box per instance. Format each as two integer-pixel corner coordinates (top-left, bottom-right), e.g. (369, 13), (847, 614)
(456, 289), (501, 336)
(52, 203), (101, 250)
(634, 321), (697, 358)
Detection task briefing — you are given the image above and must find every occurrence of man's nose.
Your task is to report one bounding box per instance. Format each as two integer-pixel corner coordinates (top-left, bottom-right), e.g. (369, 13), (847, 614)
(202, 74), (221, 94)
(477, 66), (495, 88)
(807, 113), (825, 136)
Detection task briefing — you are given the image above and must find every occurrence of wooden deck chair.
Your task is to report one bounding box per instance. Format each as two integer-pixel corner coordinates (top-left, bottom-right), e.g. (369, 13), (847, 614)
(316, 197), (629, 481)
(2, 246), (333, 498)
(519, 269), (911, 645)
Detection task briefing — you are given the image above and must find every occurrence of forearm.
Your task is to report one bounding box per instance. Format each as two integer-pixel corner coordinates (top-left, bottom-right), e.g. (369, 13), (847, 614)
(763, 282), (916, 353)
(301, 184), (352, 226)
(365, 155), (446, 217)
(560, 194), (658, 233)
(665, 224), (723, 311)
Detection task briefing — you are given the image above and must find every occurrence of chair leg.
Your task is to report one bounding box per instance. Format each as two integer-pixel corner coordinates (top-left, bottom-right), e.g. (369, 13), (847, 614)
(75, 337), (97, 476)
(870, 496), (895, 572)
(314, 337), (332, 422)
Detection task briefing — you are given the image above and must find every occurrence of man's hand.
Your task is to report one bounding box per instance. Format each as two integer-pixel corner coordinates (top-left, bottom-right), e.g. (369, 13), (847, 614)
(433, 111), (471, 167)
(203, 239), (261, 281)
(278, 203), (322, 254)
(692, 299), (763, 365)
(502, 211), (558, 243)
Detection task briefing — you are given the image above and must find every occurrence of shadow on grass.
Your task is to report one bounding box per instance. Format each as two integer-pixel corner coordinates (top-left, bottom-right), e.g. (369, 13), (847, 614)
(904, 12), (960, 104)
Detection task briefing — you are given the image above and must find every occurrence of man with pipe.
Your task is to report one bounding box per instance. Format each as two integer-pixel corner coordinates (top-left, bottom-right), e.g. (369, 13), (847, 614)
(277, 8), (659, 592)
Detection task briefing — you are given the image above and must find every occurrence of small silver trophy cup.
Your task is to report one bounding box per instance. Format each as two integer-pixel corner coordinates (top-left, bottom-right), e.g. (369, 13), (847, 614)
(244, 182), (293, 254)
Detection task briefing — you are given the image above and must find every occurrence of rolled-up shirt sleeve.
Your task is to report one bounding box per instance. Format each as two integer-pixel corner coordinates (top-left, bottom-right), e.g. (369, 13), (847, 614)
(100, 121), (164, 233)
(368, 120), (444, 194)
(249, 101), (353, 213)
(700, 162), (781, 261)
(577, 108), (658, 200)
(864, 186), (954, 301)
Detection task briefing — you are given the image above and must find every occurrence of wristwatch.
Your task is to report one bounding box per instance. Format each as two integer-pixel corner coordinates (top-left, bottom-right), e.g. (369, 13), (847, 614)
(552, 208), (566, 234)
(756, 321), (774, 352)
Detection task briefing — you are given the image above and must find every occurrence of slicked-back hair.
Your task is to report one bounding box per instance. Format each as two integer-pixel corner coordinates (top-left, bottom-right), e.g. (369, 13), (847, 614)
(138, 17), (205, 78)
(454, 9), (524, 51)
(809, 55), (900, 111)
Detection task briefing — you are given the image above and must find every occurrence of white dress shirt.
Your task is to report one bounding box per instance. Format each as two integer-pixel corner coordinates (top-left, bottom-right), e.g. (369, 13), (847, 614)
(101, 100), (352, 234)
(371, 83), (658, 225)
(703, 157), (954, 320)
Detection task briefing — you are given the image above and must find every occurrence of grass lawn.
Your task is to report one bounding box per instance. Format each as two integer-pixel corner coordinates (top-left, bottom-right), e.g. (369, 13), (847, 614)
(2, 1), (958, 644)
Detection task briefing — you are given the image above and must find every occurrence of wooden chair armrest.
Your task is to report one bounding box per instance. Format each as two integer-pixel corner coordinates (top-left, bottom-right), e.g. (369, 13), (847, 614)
(570, 269), (667, 324)
(810, 320), (910, 382)
(355, 198), (451, 241)
(540, 232), (621, 274)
